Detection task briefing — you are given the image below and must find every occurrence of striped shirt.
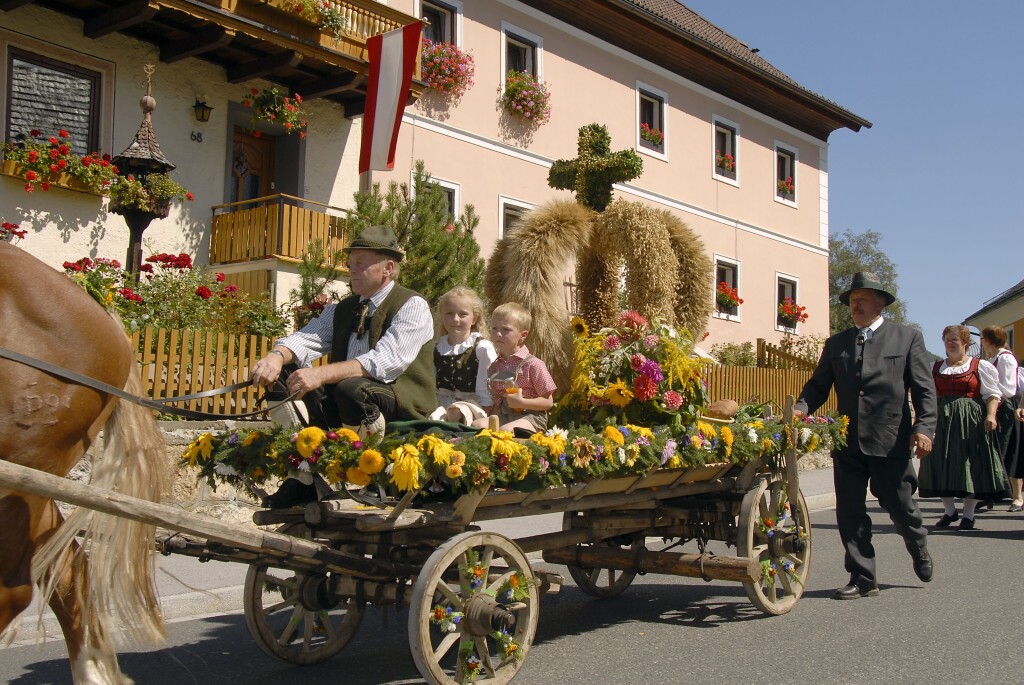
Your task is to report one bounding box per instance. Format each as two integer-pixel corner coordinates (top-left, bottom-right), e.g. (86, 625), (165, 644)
(276, 281), (433, 383)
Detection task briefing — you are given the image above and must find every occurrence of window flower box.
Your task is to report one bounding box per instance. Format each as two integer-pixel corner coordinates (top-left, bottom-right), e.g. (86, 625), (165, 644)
(639, 122), (664, 147)
(421, 38), (475, 98)
(777, 297), (807, 329)
(777, 176), (795, 201)
(2, 128), (116, 195)
(715, 150), (736, 180)
(1, 159), (103, 196)
(255, 0), (348, 41)
(715, 281), (742, 315)
(500, 70), (551, 125)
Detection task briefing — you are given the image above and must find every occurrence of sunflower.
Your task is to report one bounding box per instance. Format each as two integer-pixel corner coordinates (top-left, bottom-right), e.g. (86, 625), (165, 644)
(571, 436), (596, 468)
(570, 315), (589, 338)
(389, 443), (423, 492)
(358, 449), (385, 474)
(295, 426), (326, 458)
(603, 380), (633, 408)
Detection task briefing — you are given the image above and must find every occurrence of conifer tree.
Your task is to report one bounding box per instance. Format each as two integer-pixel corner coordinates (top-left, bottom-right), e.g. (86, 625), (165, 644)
(351, 160), (485, 307)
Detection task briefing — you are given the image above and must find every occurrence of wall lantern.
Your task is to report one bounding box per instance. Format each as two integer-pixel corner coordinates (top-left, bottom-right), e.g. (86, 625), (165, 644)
(193, 99), (213, 122)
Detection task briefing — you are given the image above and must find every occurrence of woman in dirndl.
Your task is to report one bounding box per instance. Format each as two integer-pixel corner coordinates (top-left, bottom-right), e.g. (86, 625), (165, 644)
(918, 325), (1009, 530)
(981, 326), (1021, 510)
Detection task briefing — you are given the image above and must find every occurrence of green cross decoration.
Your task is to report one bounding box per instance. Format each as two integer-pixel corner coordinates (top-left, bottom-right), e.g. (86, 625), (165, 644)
(547, 123), (643, 211)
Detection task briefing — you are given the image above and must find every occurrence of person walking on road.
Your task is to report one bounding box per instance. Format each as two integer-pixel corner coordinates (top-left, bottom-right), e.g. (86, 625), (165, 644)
(795, 272), (937, 600)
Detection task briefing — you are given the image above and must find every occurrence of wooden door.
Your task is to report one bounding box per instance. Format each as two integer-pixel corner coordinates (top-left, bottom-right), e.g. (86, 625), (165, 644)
(231, 128), (274, 203)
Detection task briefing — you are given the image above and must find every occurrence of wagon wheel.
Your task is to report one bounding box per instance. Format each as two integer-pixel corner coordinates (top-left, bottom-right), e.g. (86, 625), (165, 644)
(561, 511), (643, 598)
(737, 477), (812, 615)
(409, 531), (539, 685)
(243, 524), (365, 664)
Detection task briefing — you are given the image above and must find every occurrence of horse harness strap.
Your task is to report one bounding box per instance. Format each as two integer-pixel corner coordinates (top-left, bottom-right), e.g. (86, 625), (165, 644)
(0, 345), (297, 420)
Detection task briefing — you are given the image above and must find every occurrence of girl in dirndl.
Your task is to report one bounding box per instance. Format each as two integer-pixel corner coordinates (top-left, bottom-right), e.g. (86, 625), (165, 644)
(430, 287), (497, 425)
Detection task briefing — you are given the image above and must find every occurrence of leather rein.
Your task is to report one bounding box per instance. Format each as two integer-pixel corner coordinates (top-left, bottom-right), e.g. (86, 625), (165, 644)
(0, 345), (298, 421)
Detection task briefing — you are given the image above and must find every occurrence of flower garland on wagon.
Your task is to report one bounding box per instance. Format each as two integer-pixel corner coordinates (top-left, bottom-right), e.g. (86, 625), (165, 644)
(186, 414), (846, 496)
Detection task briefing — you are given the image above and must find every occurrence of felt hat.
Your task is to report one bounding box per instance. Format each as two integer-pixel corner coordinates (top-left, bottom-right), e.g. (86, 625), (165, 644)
(838, 271), (895, 306)
(343, 225), (405, 261)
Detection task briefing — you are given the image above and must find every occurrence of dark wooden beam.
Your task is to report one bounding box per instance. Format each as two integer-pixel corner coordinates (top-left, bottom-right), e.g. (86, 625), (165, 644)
(343, 100), (364, 119)
(160, 24), (235, 63)
(0, 0), (35, 12)
(227, 50), (302, 83)
(84, 0), (158, 39)
(298, 72), (359, 99)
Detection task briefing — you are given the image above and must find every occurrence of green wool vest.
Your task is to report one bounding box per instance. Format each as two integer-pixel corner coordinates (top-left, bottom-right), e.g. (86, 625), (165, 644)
(330, 284), (437, 420)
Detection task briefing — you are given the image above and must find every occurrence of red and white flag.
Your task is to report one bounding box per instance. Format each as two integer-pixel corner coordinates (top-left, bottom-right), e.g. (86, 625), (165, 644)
(358, 21), (423, 174)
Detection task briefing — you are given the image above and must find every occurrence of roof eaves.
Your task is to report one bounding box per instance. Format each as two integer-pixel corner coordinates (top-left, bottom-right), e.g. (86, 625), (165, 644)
(612, 0), (873, 132)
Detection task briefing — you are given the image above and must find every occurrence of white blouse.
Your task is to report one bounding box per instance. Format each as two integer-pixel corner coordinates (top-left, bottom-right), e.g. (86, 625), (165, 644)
(435, 332), (498, 408)
(937, 357), (1000, 401)
(988, 350), (1020, 400)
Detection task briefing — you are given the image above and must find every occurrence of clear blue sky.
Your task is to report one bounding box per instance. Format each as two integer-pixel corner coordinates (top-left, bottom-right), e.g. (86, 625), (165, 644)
(684, 0), (1024, 355)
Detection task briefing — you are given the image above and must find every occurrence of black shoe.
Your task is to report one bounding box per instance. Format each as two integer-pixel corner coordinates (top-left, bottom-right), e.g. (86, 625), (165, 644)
(911, 547), (933, 582)
(934, 512), (959, 528)
(832, 578), (880, 600)
(262, 478), (318, 509)
(958, 517), (975, 531)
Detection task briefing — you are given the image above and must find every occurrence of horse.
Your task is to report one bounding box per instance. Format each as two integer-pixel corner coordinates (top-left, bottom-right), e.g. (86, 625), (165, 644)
(0, 242), (167, 684)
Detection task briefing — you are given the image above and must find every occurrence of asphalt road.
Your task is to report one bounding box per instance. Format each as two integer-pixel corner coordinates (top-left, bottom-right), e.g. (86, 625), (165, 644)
(5, 499), (1024, 685)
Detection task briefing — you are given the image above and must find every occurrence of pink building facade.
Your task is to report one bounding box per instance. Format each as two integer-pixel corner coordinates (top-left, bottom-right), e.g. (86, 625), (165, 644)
(379, 0), (869, 344)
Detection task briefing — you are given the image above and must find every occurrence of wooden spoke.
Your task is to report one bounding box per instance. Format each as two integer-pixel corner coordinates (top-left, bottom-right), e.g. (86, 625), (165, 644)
(561, 511), (643, 598)
(738, 478), (813, 615)
(243, 524), (365, 665)
(410, 532), (538, 685)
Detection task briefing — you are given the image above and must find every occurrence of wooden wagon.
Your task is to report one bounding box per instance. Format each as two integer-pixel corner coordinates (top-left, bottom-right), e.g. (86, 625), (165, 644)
(0, 401), (812, 685)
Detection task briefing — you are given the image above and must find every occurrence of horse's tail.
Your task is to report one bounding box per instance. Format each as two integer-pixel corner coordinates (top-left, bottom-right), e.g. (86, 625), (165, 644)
(32, 362), (168, 650)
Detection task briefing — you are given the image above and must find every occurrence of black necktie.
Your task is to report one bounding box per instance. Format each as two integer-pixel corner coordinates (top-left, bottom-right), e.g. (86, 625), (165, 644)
(856, 329), (867, 362)
(355, 299), (371, 339)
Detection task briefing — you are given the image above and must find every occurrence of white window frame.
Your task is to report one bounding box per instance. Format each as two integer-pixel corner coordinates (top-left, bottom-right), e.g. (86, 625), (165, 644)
(411, 171), (460, 224)
(0, 30), (114, 156)
(713, 255), (741, 322)
(636, 80), (668, 161)
(418, 0), (464, 47)
(498, 195), (534, 239)
(500, 21), (543, 88)
(712, 115), (740, 187)
(776, 272), (800, 332)
(774, 141), (798, 207)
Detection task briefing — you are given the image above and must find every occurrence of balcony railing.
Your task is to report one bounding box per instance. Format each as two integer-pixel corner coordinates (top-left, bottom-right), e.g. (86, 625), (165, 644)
(210, 194), (353, 265)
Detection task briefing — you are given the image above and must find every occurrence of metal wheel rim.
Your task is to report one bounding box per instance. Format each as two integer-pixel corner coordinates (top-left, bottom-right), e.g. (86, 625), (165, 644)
(737, 477), (812, 615)
(409, 531), (539, 685)
(561, 511), (641, 598)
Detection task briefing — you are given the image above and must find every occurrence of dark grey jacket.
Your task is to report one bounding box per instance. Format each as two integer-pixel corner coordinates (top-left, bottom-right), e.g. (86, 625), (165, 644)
(796, 322), (937, 458)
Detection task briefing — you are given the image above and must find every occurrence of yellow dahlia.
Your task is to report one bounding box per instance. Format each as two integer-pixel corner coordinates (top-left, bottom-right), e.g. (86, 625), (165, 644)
(666, 455), (682, 469)
(720, 425), (734, 457)
(185, 433), (216, 466)
(336, 427), (361, 442)
(603, 425), (625, 446)
(696, 421), (717, 438)
(389, 443), (423, 492)
(626, 424), (655, 440)
(295, 426), (326, 458)
(359, 449), (385, 474)
(451, 450), (466, 466)
(242, 431), (261, 447)
(480, 429), (526, 458)
(417, 433), (455, 465)
(445, 463), (463, 479)
(346, 466), (372, 487)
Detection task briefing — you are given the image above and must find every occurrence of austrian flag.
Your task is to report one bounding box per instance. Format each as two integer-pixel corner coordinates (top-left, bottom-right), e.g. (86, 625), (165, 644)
(358, 21), (423, 174)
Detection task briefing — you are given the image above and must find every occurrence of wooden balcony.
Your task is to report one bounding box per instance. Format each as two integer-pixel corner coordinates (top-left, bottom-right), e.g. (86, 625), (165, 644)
(210, 193), (353, 266)
(4, 0), (422, 116)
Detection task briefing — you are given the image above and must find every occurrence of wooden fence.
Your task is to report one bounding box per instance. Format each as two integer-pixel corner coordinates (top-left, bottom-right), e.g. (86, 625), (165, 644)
(132, 326), (836, 419)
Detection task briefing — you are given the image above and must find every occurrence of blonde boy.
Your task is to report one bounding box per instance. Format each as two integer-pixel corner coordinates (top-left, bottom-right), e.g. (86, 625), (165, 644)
(473, 302), (557, 433)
